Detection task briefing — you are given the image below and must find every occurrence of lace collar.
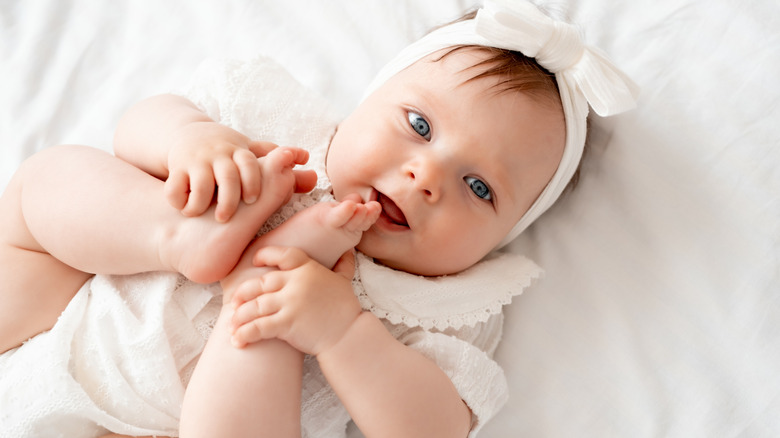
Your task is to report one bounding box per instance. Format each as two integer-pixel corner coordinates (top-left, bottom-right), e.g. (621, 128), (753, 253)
(353, 251), (542, 331)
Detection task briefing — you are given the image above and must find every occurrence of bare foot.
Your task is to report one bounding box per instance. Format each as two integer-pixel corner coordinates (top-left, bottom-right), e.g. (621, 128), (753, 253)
(218, 195), (379, 303)
(255, 194), (381, 269)
(159, 148), (304, 283)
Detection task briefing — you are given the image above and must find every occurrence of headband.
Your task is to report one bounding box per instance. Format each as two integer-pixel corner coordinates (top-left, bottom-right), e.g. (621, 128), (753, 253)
(363, 0), (639, 248)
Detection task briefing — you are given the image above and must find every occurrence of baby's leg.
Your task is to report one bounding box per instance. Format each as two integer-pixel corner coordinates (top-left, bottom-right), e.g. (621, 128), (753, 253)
(179, 312), (304, 438)
(17, 145), (299, 283)
(180, 198), (379, 438)
(262, 195), (382, 268)
(222, 197), (381, 300)
(158, 146), (304, 283)
(0, 167), (91, 353)
(0, 145), (297, 352)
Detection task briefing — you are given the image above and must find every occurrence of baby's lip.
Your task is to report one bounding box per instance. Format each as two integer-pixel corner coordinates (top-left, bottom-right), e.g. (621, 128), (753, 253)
(375, 189), (409, 228)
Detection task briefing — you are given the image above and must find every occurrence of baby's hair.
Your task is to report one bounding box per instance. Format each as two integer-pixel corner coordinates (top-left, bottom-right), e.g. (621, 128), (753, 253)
(431, 9), (587, 193)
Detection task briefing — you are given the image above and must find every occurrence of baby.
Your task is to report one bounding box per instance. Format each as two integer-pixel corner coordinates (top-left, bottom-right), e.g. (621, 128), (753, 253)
(182, 43), (565, 437)
(0, 1), (637, 437)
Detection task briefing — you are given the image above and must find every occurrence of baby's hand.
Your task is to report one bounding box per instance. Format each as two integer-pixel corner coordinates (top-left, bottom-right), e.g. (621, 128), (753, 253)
(229, 248), (362, 355)
(165, 121), (309, 222)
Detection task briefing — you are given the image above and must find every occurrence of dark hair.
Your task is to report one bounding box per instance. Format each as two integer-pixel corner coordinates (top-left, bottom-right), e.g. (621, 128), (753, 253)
(432, 10), (586, 193)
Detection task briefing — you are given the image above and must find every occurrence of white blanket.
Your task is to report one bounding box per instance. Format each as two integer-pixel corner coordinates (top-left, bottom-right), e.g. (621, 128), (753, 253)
(1, 0), (779, 436)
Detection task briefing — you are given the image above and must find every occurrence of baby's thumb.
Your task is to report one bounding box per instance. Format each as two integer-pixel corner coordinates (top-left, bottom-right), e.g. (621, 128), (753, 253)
(333, 250), (356, 279)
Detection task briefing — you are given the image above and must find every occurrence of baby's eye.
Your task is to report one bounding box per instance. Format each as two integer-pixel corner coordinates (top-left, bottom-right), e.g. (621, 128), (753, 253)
(407, 111), (431, 140)
(465, 176), (492, 201)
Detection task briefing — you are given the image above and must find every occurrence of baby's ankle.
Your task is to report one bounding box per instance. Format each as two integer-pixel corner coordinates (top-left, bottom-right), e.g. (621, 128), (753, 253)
(157, 216), (248, 284)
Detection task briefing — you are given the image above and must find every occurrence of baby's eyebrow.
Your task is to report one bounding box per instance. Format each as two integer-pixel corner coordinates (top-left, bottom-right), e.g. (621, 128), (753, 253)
(404, 82), (440, 113)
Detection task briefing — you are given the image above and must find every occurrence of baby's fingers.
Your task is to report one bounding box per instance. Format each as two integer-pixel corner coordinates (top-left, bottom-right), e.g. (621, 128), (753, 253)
(233, 149), (262, 204)
(181, 167), (215, 217)
(165, 169), (189, 211)
(231, 313), (285, 348)
(231, 293), (281, 332)
(252, 246), (312, 271)
(231, 273), (286, 306)
(213, 158), (242, 222)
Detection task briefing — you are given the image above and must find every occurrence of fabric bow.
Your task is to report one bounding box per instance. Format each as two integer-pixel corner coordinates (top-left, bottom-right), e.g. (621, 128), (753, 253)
(475, 0), (639, 117)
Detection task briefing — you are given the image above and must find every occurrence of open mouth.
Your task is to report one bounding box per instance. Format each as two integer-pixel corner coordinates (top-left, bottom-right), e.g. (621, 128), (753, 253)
(376, 191), (409, 228)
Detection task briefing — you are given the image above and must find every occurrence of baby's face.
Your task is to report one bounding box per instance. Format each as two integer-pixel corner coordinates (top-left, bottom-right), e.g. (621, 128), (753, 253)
(327, 48), (565, 276)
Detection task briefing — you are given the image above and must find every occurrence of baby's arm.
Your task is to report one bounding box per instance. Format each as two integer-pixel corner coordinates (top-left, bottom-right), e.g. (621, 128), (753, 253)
(317, 313), (472, 438)
(179, 197), (379, 438)
(113, 94), (316, 222)
(231, 250), (471, 437)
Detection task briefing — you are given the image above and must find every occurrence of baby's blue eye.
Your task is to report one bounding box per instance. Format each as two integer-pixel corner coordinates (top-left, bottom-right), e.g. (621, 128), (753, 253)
(407, 111), (431, 140)
(465, 176), (492, 201)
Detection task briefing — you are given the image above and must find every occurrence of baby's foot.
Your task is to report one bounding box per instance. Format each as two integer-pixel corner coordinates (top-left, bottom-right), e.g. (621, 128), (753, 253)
(161, 147), (306, 283)
(256, 195), (381, 269)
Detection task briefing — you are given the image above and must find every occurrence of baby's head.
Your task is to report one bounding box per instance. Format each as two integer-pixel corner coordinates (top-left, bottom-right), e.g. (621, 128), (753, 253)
(327, 45), (564, 276)
(326, 0), (638, 277)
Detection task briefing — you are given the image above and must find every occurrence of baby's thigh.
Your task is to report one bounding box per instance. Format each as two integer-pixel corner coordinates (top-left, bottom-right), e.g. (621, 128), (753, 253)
(0, 244), (90, 353)
(0, 174), (90, 353)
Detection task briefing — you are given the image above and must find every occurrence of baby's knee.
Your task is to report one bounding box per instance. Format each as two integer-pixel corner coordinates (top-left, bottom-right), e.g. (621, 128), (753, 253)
(11, 145), (94, 188)
(23, 143), (100, 167)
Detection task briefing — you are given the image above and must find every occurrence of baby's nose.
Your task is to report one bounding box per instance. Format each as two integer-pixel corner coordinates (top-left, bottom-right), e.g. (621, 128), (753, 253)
(404, 158), (443, 203)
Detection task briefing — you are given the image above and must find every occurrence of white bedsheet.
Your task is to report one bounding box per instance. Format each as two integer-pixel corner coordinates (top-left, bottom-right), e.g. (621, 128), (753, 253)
(1, 0), (778, 437)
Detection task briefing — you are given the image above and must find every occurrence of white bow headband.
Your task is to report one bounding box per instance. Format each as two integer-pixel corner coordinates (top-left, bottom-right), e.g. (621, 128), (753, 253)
(363, 0), (640, 248)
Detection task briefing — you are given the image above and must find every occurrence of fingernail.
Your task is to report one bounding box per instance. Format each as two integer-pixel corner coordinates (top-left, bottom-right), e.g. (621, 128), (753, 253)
(246, 196), (257, 204)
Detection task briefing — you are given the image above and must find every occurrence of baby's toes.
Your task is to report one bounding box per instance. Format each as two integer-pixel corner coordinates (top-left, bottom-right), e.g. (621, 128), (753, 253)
(345, 201), (380, 232)
(361, 201), (381, 230)
(324, 200), (358, 229)
(257, 149), (299, 202)
(262, 148), (296, 175)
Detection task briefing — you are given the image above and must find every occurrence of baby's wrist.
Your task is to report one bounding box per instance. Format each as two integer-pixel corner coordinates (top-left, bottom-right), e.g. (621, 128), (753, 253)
(316, 311), (380, 363)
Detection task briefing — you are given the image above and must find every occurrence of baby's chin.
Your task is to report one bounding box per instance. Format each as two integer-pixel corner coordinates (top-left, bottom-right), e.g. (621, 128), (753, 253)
(355, 243), (476, 277)
(355, 230), (498, 276)
(356, 241), (416, 274)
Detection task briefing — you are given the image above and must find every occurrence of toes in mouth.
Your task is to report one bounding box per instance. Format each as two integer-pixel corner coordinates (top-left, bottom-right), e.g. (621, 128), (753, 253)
(376, 191), (408, 227)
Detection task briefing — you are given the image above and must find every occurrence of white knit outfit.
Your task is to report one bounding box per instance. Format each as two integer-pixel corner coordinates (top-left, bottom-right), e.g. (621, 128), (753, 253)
(0, 57), (542, 438)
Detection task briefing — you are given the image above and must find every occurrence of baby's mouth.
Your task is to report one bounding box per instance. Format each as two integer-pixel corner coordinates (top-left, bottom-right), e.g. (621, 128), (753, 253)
(376, 191), (409, 228)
